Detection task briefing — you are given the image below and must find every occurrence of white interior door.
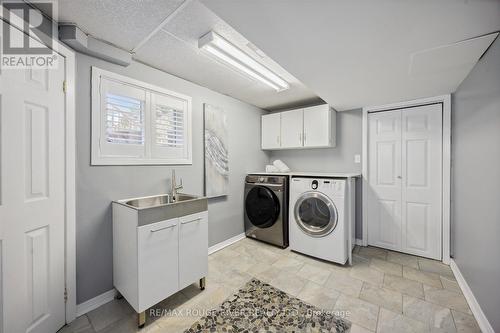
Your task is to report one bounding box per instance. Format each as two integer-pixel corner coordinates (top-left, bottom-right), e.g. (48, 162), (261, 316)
(367, 110), (402, 251)
(280, 109), (303, 148)
(0, 60), (66, 331)
(367, 104), (443, 259)
(401, 104), (442, 259)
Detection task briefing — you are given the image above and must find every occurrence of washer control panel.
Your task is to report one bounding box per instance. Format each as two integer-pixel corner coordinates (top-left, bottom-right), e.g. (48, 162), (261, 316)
(293, 177), (345, 195)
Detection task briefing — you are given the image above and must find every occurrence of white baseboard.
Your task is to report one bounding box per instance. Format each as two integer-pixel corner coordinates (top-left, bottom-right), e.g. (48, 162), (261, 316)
(209, 233), (246, 255)
(76, 288), (117, 317)
(355, 238), (364, 246)
(450, 259), (494, 333)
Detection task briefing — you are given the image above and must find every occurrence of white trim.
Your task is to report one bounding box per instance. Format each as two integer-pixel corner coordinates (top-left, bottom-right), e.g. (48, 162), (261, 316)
(361, 109), (368, 246)
(355, 239), (364, 246)
(441, 95), (452, 264)
(450, 260), (494, 333)
(76, 289), (117, 317)
(208, 233), (246, 255)
(61, 42), (77, 323)
(361, 95), (451, 263)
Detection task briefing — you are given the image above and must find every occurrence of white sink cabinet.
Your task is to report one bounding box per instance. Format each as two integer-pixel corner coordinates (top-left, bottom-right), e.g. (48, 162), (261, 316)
(112, 196), (208, 328)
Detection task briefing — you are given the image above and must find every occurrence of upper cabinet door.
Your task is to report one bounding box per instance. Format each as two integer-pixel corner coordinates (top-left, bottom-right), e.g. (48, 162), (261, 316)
(303, 105), (334, 147)
(261, 113), (281, 149)
(280, 109), (304, 148)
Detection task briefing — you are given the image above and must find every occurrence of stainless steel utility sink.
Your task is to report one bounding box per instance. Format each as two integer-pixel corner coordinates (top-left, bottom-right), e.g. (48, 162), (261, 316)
(124, 193), (198, 208)
(115, 193), (208, 226)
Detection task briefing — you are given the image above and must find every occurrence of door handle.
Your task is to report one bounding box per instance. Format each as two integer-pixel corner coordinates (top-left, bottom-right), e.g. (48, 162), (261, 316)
(397, 176), (402, 179)
(181, 218), (202, 225)
(150, 224), (176, 232)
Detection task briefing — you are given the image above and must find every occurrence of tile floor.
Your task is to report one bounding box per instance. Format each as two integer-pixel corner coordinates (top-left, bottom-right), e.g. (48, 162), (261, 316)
(58, 238), (481, 333)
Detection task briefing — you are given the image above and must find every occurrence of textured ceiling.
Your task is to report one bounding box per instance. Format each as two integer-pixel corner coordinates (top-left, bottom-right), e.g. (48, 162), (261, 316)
(54, 0), (185, 51)
(48, 0), (321, 110)
(202, 0), (500, 111)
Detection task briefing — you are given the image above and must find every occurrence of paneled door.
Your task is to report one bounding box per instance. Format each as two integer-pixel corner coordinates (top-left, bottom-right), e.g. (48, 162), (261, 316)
(367, 104), (443, 259)
(401, 105), (442, 259)
(367, 110), (403, 251)
(0, 60), (66, 331)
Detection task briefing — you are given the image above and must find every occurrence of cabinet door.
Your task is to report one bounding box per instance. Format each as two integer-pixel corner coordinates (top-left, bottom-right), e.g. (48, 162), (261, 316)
(303, 105), (332, 147)
(280, 109), (304, 148)
(179, 211), (208, 289)
(261, 113), (281, 149)
(138, 218), (179, 312)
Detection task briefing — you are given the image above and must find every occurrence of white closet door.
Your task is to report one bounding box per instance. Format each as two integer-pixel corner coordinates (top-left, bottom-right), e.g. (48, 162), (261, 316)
(367, 104), (443, 259)
(401, 104), (442, 259)
(367, 110), (402, 251)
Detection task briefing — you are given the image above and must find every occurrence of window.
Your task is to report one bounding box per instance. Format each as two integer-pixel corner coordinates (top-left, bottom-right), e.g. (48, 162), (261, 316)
(91, 67), (192, 165)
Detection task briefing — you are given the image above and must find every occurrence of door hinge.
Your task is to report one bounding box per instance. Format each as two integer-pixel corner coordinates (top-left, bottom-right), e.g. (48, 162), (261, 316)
(63, 80), (67, 94)
(64, 287), (68, 302)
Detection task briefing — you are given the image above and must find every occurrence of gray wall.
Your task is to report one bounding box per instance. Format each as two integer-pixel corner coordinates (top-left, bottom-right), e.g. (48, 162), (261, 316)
(269, 109), (363, 238)
(451, 37), (500, 331)
(75, 53), (269, 304)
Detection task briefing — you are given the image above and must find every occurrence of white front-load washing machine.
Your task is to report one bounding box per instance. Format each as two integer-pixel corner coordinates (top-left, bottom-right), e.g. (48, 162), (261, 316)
(289, 177), (348, 264)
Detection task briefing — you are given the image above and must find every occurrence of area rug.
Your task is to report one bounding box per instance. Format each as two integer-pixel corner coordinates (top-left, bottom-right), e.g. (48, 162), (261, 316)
(184, 278), (351, 333)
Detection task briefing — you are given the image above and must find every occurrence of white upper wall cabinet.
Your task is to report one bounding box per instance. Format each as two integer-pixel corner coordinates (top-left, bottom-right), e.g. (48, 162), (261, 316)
(261, 104), (335, 150)
(280, 109), (304, 148)
(303, 104), (335, 148)
(261, 112), (281, 149)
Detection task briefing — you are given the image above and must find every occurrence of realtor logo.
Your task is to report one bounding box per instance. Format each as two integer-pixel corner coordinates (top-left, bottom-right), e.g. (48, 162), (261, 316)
(1, 1), (58, 68)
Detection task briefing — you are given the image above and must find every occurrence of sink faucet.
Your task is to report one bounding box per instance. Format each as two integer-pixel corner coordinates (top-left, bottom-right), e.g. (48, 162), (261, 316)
(171, 170), (183, 201)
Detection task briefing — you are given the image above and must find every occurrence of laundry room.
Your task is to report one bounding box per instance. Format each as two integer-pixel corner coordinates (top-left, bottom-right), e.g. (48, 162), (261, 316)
(0, 1), (499, 333)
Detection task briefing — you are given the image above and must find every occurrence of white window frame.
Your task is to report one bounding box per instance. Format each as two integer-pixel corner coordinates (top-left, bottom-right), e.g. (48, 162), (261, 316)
(91, 67), (192, 165)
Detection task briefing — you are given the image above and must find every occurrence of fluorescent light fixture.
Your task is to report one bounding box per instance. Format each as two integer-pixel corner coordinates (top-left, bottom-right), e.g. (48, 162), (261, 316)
(199, 31), (290, 91)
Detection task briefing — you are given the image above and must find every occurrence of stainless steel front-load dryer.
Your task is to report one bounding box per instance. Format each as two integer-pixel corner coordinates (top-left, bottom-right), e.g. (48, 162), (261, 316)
(244, 174), (288, 248)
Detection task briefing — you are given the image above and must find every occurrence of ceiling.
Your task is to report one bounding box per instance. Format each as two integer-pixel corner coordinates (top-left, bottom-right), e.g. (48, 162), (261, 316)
(45, 0), (321, 110)
(201, 0), (500, 111)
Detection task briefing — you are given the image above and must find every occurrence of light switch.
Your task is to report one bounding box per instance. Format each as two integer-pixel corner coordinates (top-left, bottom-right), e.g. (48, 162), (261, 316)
(354, 154), (361, 164)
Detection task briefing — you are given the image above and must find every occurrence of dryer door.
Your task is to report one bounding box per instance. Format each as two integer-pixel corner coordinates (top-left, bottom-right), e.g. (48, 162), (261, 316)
(245, 186), (281, 228)
(294, 191), (338, 237)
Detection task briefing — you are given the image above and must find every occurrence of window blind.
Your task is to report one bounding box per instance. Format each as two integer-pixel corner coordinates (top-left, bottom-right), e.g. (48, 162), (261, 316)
(105, 93), (144, 145)
(155, 104), (184, 149)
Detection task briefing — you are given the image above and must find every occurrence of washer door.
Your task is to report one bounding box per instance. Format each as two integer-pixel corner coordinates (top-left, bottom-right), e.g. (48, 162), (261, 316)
(294, 191), (338, 237)
(245, 186), (280, 228)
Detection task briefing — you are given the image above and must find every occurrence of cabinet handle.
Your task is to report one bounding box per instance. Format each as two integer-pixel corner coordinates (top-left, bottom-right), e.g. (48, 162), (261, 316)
(150, 224), (176, 232)
(299, 133), (302, 143)
(276, 136), (280, 144)
(181, 218), (202, 225)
